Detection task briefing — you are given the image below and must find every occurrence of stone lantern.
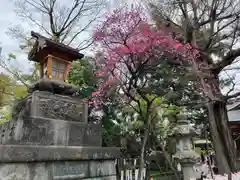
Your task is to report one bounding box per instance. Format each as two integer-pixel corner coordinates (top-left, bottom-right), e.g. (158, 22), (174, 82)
(0, 31), (120, 180)
(169, 112), (201, 180)
(29, 31), (84, 81)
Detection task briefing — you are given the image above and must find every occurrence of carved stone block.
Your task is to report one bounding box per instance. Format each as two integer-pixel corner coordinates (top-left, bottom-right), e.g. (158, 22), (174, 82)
(2, 117), (101, 146)
(30, 91), (88, 123)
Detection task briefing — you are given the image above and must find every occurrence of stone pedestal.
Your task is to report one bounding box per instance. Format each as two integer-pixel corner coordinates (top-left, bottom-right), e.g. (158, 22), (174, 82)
(182, 163), (197, 180)
(0, 89), (119, 180)
(0, 145), (119, 180)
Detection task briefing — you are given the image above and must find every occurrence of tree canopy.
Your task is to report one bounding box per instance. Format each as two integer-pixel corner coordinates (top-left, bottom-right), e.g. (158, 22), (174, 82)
(146, 0), (240, 173)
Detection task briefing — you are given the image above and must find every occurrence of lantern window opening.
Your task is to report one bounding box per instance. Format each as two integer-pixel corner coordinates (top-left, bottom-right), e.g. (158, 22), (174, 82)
(52, 58), (67, 79)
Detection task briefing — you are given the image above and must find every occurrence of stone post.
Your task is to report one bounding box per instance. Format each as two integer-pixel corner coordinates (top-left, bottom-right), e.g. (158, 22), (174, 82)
(169, 112), (201, 180)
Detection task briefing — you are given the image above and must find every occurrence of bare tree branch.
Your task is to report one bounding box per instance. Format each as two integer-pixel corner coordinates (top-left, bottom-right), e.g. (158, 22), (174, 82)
(17, 7), (52, 36)
(198, 13), (240, 27)
(66, 7), (100, 46)
(223, 67), (240, 71)
(24, 0), (48, 13)
(225, 92), (240, 100)
(13, 0), (105, 49)
(59, 0), (87, 33)
(0, 56), (29, 88)
(213, 48), (240, 73)
(48, 0), (57, 36)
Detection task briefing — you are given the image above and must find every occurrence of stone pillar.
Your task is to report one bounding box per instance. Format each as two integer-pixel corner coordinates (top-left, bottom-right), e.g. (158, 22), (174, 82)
(0, 79), (120, 180)
(169, 113), (200, 180)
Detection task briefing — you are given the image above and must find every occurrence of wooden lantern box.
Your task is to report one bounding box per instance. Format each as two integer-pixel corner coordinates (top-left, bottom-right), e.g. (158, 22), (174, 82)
(28, 31), (84, 81)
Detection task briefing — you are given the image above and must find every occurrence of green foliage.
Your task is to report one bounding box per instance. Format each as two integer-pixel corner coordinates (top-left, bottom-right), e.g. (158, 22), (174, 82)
(0, 73), (12, 107)
(0, 73), (27, 123)
(13, 85), (28, 100)
(68, 57), (96, 87)
(0, 105), (12, 124)
(102, 123), (121, 147)
(0, 73), (27, 106)
(74, 85), (95, 99)
(101, 95), (123, 147)
(141, 57), (205, 125)
(117, 94), (181, 154)
(68, 57), (96, 98)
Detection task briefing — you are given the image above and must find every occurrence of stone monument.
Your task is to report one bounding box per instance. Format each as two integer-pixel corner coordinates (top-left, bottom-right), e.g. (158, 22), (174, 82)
(0, 31), (119, 180)
(169, 112), (201, 180)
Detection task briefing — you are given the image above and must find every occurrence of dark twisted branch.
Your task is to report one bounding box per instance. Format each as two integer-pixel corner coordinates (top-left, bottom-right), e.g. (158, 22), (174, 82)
(225, 92), (240, 100)
(213, 48), (240, 74)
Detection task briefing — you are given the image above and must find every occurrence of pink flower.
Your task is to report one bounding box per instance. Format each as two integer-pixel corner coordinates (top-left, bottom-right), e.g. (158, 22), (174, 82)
(93, 31), (105, 40)
(92, 92), (98, 97)
(174, 43), (183, 49)
(91, 5), (199, 106)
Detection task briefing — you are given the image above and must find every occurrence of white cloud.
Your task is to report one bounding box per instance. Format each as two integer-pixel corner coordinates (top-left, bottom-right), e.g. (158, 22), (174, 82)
(0, 0), (32, 73)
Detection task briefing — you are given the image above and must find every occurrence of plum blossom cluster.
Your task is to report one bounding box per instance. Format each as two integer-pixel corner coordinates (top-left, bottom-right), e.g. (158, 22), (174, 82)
(91, 6), (199, 104)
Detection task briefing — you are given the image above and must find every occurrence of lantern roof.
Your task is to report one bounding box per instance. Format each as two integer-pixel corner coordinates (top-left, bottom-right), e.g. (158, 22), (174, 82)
(173, 151), (200, 163)
(169, 113), (199, 138)
(169, 121), (199, 137)
(28, 31), (84, 62)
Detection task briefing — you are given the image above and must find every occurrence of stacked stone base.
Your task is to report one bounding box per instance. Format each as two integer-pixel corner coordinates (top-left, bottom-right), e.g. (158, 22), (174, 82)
(0, 145), (119, 180)
(0, 88), (120, 180)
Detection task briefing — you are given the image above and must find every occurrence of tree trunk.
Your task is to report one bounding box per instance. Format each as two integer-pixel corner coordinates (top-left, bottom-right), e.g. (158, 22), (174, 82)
(207, 100), (237, 174)
(138, 127), (149, 180)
